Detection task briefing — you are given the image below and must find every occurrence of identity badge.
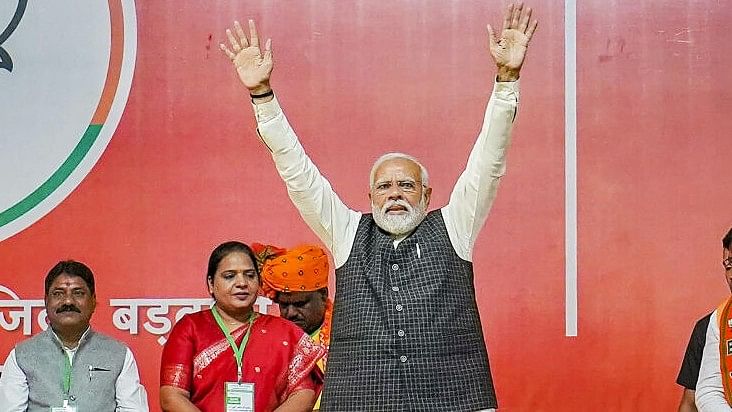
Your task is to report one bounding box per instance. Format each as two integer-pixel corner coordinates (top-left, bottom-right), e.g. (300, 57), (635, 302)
(224, 382), (254, 412)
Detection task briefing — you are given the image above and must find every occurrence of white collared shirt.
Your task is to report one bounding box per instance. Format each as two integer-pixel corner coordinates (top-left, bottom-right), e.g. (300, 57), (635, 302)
(696, 309), (732, 411)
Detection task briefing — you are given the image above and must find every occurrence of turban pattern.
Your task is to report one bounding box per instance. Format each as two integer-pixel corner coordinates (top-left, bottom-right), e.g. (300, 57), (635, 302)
(256, 244), (329, 296)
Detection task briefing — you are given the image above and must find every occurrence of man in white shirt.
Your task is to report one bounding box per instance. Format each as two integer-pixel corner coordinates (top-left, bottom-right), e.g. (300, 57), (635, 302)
(0, 260), (149, 411)
(695, 227), (732, 411)
(220, 3), (537, 411)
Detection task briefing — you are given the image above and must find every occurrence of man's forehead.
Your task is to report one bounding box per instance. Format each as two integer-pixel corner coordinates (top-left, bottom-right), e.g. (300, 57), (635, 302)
(374, 159), (421, 180)
(276, 291), (315, 303)
(50, 274), (89, 290)
(374, 176), (418, 184)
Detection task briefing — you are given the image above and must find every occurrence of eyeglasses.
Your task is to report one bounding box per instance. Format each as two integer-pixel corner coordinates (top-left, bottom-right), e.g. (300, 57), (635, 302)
(724, 257), (732, 271)
(372, 180), (424, 195)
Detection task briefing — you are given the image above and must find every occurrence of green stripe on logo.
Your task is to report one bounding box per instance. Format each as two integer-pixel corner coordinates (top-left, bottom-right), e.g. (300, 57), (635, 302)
(0, 124), (102, 227)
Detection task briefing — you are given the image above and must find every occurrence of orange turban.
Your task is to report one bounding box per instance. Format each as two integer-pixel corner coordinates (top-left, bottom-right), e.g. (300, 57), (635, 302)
(250, 243), (286, 272)
(259, 245), (329, 296)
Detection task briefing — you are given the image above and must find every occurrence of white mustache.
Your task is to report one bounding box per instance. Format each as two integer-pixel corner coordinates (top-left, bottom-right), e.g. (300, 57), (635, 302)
(381, 199), (412, 213)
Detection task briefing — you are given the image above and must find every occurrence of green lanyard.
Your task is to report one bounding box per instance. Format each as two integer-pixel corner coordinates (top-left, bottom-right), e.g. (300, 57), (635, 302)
(61, 351), (72, 400)
(211, 305), (256, 383)
(309, 326), (321, 341)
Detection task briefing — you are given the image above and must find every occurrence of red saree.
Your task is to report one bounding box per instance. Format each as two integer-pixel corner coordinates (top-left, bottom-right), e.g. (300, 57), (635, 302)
(161, 310), (325, 411)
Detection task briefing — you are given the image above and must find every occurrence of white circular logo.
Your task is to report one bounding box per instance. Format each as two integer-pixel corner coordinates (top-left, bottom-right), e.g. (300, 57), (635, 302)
(0, 0), (137, 241)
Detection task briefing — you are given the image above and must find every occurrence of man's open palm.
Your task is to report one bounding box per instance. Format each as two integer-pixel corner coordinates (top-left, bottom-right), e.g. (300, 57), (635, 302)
(220, 20), (273, 93)
(487, 3), (538, 75)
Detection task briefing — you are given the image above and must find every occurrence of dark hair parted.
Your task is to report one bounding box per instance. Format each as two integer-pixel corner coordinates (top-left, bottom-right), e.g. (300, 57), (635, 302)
(724, 227), (732, 251)
(45, 260), (96, 296)
(207, 241), (260, 283)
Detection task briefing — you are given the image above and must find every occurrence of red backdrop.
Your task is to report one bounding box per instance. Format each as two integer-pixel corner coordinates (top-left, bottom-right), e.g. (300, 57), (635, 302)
(1, 1), (732, 410)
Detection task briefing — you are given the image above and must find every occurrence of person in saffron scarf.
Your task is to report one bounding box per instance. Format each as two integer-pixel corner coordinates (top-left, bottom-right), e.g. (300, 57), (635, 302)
(694, 227), (732, 411)
(253, 244), (333, 411)
(159, 241), (325, 412)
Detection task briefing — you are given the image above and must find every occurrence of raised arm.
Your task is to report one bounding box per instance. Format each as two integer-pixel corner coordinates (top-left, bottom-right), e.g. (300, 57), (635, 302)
(443, 3), (537, 261)
(220, 20), (360, 267)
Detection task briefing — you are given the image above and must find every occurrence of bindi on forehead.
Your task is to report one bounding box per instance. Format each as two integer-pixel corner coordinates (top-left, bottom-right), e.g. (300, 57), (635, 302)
(52, 276), (87, 288)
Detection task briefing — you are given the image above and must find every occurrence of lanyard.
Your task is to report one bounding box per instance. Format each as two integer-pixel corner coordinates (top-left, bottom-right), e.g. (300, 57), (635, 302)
(61, 351), (72, 400)
(211, 305), (256, 383)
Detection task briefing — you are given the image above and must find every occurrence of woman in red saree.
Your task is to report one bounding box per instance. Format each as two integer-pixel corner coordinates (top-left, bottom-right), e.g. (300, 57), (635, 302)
(160, 241), (325, 412)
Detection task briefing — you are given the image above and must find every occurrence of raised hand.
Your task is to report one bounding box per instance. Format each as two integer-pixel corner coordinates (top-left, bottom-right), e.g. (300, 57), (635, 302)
(220, 20), (273, 95)
(487, 3), (538, 81)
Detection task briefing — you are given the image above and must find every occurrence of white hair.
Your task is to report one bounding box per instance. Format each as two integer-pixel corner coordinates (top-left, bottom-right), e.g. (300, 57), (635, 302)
(369, 152), (429, 188)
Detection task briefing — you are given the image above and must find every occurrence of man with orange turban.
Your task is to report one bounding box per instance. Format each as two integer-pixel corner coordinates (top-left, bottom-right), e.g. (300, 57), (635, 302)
(253, 244), (333, 410)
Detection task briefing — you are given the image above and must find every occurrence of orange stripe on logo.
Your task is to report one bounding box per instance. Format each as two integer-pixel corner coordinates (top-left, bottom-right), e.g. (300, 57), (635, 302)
(91, 0), (124, 125)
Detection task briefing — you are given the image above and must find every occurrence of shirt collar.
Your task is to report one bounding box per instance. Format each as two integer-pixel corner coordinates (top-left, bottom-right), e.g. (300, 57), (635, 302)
(51, 326), (91, 351)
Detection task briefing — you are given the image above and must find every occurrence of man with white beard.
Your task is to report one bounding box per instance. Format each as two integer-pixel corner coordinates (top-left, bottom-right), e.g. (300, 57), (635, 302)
(221, 3), (537, 410)
(369, 152), (431, 236)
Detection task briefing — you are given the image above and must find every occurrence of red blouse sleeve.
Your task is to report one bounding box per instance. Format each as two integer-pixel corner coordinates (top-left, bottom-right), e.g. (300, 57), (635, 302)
(291, 369), (322, 393)
(160, 314), (196, 391)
